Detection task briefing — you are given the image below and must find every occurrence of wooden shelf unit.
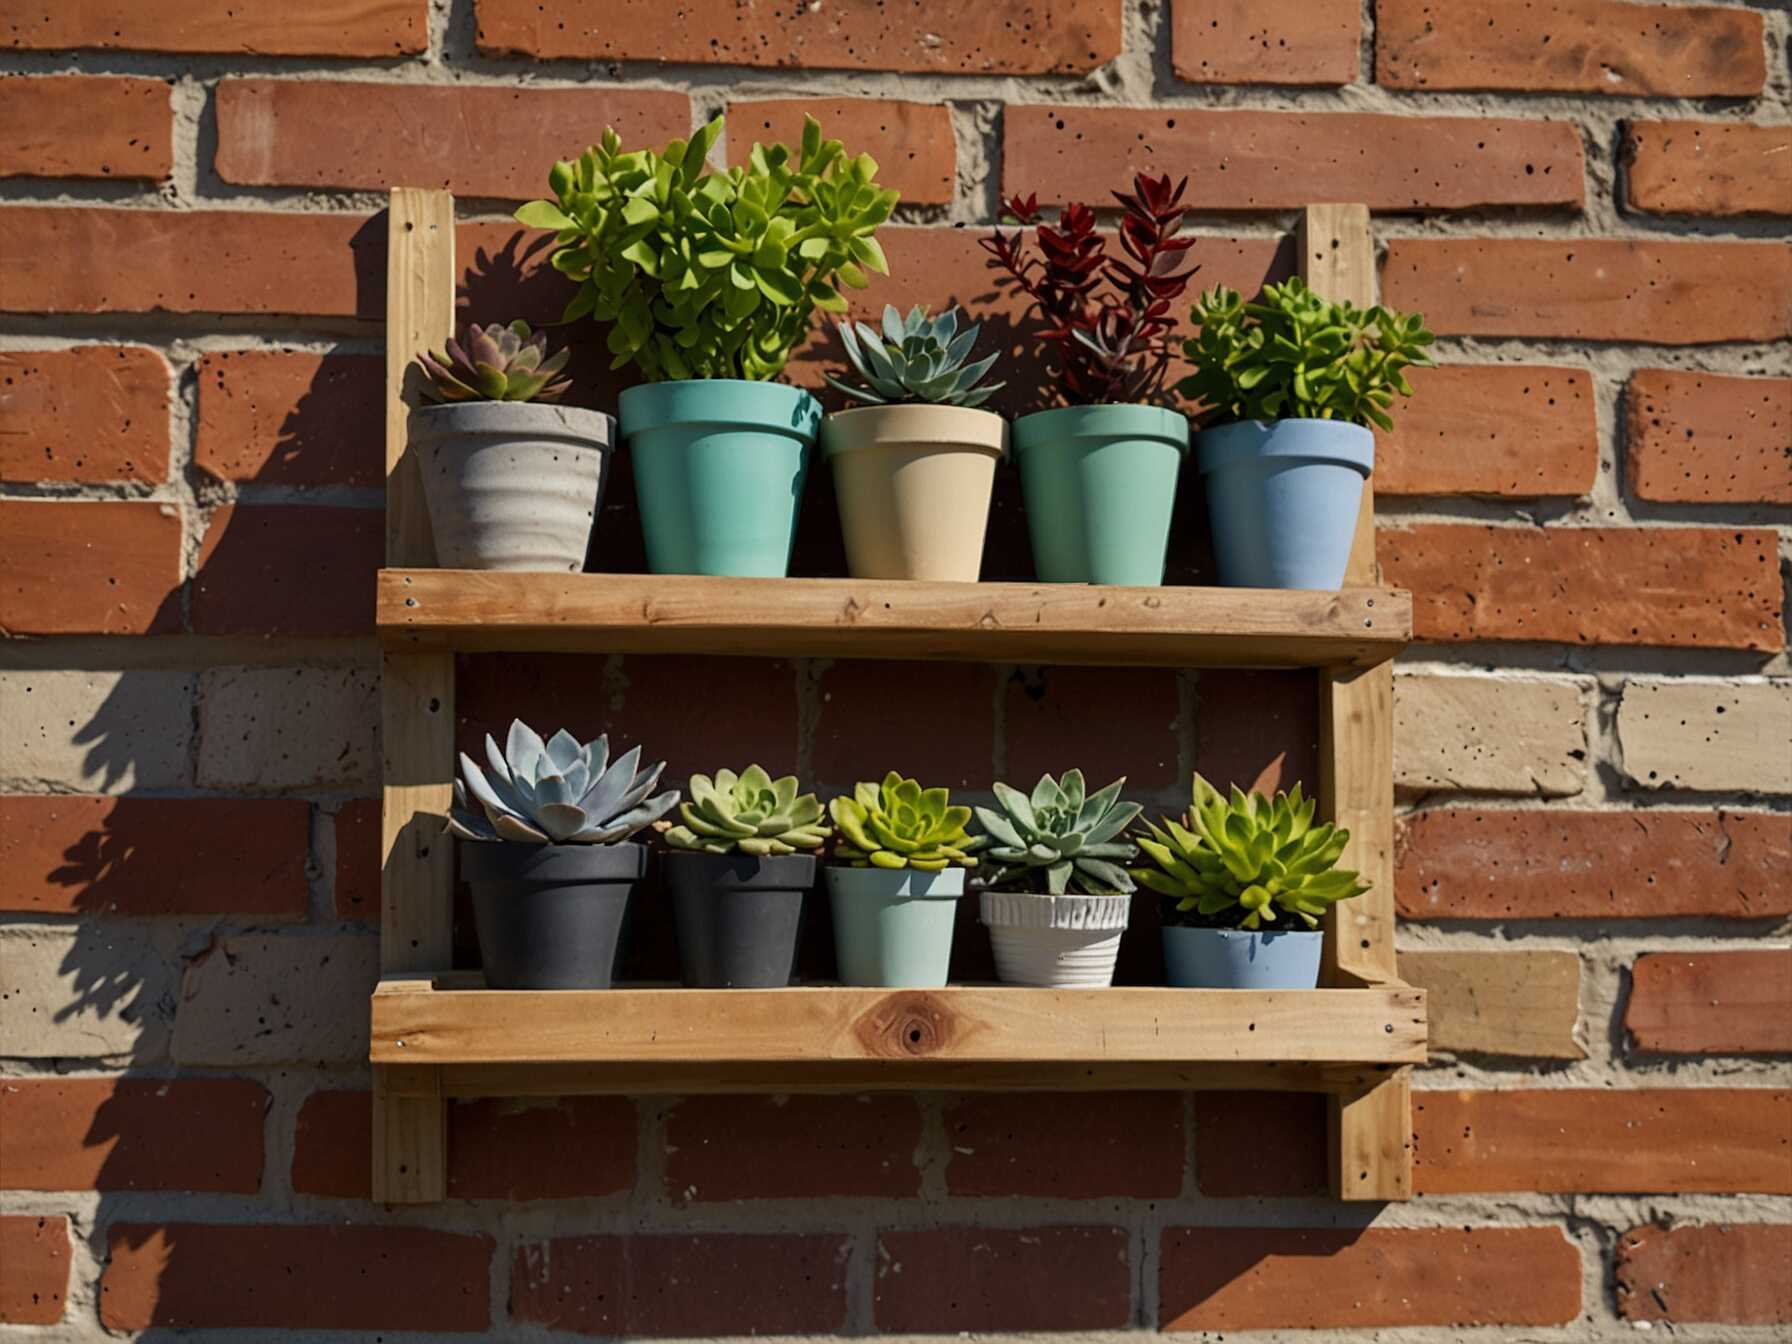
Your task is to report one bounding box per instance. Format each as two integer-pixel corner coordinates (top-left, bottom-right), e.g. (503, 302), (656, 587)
(374, 190), (1421, 1205)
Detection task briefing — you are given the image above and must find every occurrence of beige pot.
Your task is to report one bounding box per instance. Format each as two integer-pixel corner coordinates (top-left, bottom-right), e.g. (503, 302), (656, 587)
(821, 404), (1007, 582)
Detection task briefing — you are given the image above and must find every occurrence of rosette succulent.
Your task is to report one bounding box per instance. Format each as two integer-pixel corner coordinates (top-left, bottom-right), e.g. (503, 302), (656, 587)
(828, 773), (986, 871)
(448, 719), (678, 845)
(973, 770), (1141, 896)
(824, 303), (1003, 407)
(1133, 774), (1367, 929)
(417, 320), (571, 403)
(662, 766), (831, 856)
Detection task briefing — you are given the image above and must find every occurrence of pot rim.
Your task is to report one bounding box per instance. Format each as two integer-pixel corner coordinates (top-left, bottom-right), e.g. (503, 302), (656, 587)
(459, 838), (648, 882)
(1010, 402), (1191, 455)
(1194, 417), (1374, 476)
(1161, 924), (1324, 941)
(407, 399), (616, 442)
(820, 402), (1009, 460)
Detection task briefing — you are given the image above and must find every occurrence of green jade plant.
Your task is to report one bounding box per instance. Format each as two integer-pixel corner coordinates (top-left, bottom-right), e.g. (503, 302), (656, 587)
(449, 720), (678, 844)
(416, 320), (571, 403)
(661, 766), (831, 856)
(829, 773), (986, 871)
(518, 115), (899, 382)
(974, 771), (1141, 896)
(825, 304), (1004, 407)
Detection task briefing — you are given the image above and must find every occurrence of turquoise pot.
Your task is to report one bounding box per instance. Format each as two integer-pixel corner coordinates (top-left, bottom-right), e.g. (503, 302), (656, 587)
(826, 866), (964, 988)
(1011, 404), (1190, 586)
(618, 379), (821, 577)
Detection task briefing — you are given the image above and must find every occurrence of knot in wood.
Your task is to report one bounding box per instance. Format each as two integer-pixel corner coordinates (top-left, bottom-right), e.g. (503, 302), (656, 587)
(855, 991), (952, 1058)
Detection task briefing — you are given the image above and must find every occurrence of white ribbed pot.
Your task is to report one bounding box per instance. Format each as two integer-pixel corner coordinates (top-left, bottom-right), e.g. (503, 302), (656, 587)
(979, 890), (1131, 988)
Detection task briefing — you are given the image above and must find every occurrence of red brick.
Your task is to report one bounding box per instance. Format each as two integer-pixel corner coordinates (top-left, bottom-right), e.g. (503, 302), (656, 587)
(1617, 1222), (1792, 1324)
(512, 1233), (848, 1335)
(1383, 238), (1791, 345)
(0, 75), (170, 180)
(0, 499), (180, 635)
(0, 1215), (68, 1324)
(0, 796), (309, 917)
(1627, 951), (1792, 1055)
(1193, 1092), (1327, 1196)
(730, 99), (954, 205)
(101, 1222), (492, 1331)
(0, 346), (170, 484)
(1625, 121), (1792, 218)
(944, 1091), (1183, 1197)
(1161, 1225), (1579, 1329)
(1625, 370), (1791, 505)
(1376, 0), (1765, 96)
(0, 1078), (265, 1192)
(1005, 107), (1582, 211)
(815, 659), (995, 791)
(3, 0), (425, 55)
(195, 352), (383, 488)
(476, 0), (1123, 74)
(1396, 809), (1792, 921)
(333, 798), (381, 922)
(1171, 0), (1358, 86)
(665, 1094), (920, 1201)
(1193, 669), (1318, 796)
(1379, 365), (1597, 498)
(1005, 667), (1180, 793)
(875, 1226), (1130, 1332)
(1414, 1089), (1792, 1194)
(1379, 524), (1782, 652)
(191, 504), (381, 636)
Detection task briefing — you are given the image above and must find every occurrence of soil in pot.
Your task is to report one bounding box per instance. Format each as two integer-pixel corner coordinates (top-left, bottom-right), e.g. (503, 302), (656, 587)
(1163, 926), (1323, 989)
(826, 866), (964, 987)
(664, 850), (815, 988)
(463, 841), (647, 989)
(979, 889), (1131, 987)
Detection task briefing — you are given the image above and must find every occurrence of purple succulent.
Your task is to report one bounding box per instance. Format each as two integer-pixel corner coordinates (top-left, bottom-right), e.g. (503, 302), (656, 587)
(416, 320), (572, 403)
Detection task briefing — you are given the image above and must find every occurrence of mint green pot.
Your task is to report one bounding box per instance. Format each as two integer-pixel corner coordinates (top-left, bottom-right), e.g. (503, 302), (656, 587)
(826, 866), (964, 988)
(1011, 403), (1190, 586)
(618, 379), (822, 577)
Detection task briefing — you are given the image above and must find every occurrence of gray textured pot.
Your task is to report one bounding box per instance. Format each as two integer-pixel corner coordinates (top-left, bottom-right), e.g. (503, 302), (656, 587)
(409, 401), (614, 571)
(1162, 927), (1323, 989)
(979, 890), (1131, 987)
(463, 841), (647, 989)
(664, 850), (815, 988)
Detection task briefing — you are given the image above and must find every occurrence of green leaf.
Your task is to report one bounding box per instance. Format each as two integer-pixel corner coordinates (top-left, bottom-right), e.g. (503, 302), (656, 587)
(516, 200), (573, 231)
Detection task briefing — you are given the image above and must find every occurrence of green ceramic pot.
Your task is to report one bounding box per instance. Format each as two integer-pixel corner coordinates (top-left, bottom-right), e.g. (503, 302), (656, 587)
(1011, 403), (1190, 586)
(618, 379), (822, 577)
(825, 865), (965, 988)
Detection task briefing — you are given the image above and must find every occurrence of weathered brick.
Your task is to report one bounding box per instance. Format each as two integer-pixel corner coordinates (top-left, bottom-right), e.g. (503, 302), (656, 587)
(1193, 1092), (1327, 1196)
(475, 0), (1123, 74)
(4, 0), (426, 55)
(1378, 365), (1597, 498)
(1194, 669), (1318, 796)
(196, 663), (380, 794)
(0, 75), (170, 180)
(1401, 950), (1585, 1059)
(191, 504), (381, 637)
(1005, 666), (1180, 793)
(815, 659), (995, 791)
(1617, 1222), (1792, 1325)
(1171, 0), (1358, 86)
(730, 99), (954, 205)
(333, 798), (381, 922)
(0, 499), (181, 635)
(1625, 121), (1792, 218)
(0, 924), (173, 1061)
(0, 1214), (68, 1324)
(1617, 680), (1792, 793)
(194, 351), (383, 488)
(1005, 107), (1582, 211)
(0, 347), (170, 484)
(1393, 675), (1588, 797)
(876, 1226), (1130, 1332)
(1383, 239), (1791, 345)
(1627, 951), (1792, 1055)
(1625, 370), (1791, 504)
(1380, 525), (1782, 652)
(1414, 1089), (1792, 1194)
(1, 669), (193, 792)
(666, 1094), (920, 1201)
(1397, 809), (1792, 920)
(1161, 1225), (1579, 1329)
(512, 1233), (850, 1335)
(1376, 0), (1765, 96)
(0, 796), (309, 917)
(171, 934), (378, 1066)
(101, 1223), (492, 1331)
(0, 1077), (265, 1191)
(944, 1092), (1183, 1198)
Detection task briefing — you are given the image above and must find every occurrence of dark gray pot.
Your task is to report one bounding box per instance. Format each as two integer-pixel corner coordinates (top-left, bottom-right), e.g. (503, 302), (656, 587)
(664, 850), (815, 988)
(463, 841), (647, 989)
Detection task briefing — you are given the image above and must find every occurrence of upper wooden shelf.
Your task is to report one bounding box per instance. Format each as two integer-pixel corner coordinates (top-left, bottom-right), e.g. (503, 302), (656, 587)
(377, 570), (1410, 668)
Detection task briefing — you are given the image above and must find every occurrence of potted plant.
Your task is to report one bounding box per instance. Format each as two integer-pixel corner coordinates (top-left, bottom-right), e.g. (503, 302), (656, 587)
(981, 173), (1198, 586)
(974, 771), (1142, 988)
(826, 773), (985, 987)
(658, 766), (830, 988)
(449, 720), (679, 989)
(820, 303), (1006, 582)
(1132, 774), (1367, 990)
(1178, 278), (1434, 589)
(410, 321), (612, 571)
(519, 116), (898, 578)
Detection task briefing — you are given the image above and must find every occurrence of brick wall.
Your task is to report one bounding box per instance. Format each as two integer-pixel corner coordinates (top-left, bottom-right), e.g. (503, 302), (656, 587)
(2, 1), (1788, 1337)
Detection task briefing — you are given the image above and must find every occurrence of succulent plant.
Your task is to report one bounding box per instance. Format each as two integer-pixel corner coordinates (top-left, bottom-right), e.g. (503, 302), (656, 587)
(824, 303), (1004, 408)
(828, 772), (986, 871)
(661, 765), (831, 855)
(1132, 774), (1367, 930)
(417, 320), (571, 404)
(448, 719), (678, 845)
(973, 770), (1141, 896)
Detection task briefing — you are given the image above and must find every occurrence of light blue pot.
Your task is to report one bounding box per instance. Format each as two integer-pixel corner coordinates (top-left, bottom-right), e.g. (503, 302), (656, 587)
(1011, 404), (1189, 586)
(826, 866), (964, 988)
(618, 379), (821, 577)
(1196, 419), (1373, 590)
(1163, 927), (1323, 990)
